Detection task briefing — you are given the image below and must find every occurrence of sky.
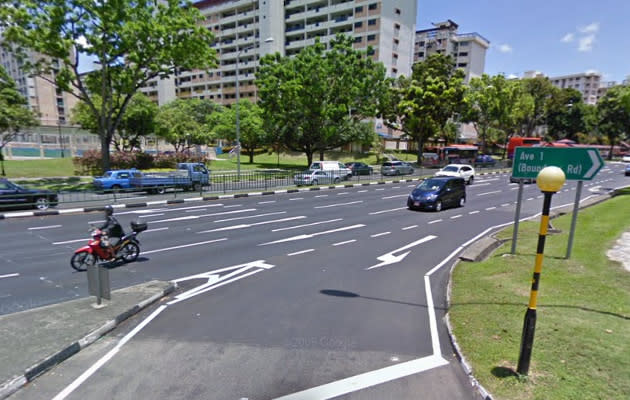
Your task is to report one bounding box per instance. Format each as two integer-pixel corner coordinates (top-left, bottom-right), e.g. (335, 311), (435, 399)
(416, 0), (630, 83)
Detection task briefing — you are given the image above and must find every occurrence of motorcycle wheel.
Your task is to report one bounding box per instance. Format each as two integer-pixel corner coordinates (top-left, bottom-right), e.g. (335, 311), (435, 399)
(71, 251), (96, 272)
(119, 242), (140, 263)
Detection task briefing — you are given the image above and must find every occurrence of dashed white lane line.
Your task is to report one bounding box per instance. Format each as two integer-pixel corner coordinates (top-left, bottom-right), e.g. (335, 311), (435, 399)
(314, 201), (363, 209)
(289, 197), (303, 201)
(272, 218), (343, 232)
(402, 225), (418, 230)
(501, 203), (511, 207)
(0, 273), (20, 279)
(468, 211), (480, 215)
(527, 197), (534, 201)
(28, 225), (62, 230)
(510, 187), (519, 190)
(382, 194), (409, 199)
(370, 232), (391, 238)
(358, 190), (368, 193)
(139, 214), (164, 218)
(315, 195), (329, 198)
(143, 238), (227, 254)
(537, 195), (543, 198)
(288, 249), (315, 256)
(477, 190), (501, 196)
(428, 219), (442, 224)
(392, 186), (401, 189)
(369, 207), (407, 215)
(257, 200), (276, 204)
(197, 216), (306, 233)
(215, 211), (286, 223)
(333, 239), (356, 246)
(145, 227), (168, 233)
(485, 206), (496, 210)
(337, 192), (349, 195)
(376, 188), (385, 191)
(450, 215), (462, 219)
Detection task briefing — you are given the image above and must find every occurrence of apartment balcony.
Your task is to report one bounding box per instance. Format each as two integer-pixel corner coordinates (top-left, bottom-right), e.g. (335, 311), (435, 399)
(286, 11), (306, 23)
(328, 2), (354, 13)
(285, 0), (310, 9)
(306, 20), (330, 31)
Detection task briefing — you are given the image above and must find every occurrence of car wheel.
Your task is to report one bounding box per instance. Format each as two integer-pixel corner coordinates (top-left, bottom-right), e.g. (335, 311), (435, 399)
(156, 186), (166, 194)
(34, 197), (51, 210)
(459, 197), (466, 207)
(435, 200), (442, 212)
(333, 177), (340, 184)
(467, 176), (474, 185)
(395, 170), (401, 176)
(111, 184), (122, 193)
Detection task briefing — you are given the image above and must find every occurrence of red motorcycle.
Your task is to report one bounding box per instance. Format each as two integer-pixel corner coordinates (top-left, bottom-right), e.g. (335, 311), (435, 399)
(70, 221), (147, 271)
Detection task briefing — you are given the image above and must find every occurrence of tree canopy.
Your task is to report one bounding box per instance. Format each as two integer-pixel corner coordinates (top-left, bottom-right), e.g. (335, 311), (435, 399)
(154, 98), (218, 153)
(0, 0), (217, 170)
(597, 86), (630, 159)
(209, 100), (264, 164)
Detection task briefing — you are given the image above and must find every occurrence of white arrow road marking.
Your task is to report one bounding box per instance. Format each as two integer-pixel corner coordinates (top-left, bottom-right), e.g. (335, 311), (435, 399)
(197, 216), (306, 233)
(259, 224), (365, 245)
(366, 235), (437, 270)
(584, 149), (601, 179)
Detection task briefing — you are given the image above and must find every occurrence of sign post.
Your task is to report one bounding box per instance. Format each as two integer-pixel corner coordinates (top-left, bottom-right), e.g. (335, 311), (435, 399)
(511, 147), (603, 256)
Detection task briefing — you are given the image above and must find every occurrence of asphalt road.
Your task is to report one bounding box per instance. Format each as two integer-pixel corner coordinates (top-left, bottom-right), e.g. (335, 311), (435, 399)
(2, 164), (628, 399)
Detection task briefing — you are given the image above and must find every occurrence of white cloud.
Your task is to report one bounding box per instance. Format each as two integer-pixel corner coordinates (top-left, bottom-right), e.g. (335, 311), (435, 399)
(507, 73), (518, 79)
(497, 44), (513, 53)
(578, 35), (595, 52)
(561, 33), (574, 43)
(579, 22), (599, 34)
(75, 35), (91, 49)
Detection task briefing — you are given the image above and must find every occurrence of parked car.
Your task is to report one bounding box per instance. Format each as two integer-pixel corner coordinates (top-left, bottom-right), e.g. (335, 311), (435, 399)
(473, 154), (496, 168)
(625, 164), (630, 176)
(622, 155), (630, 163)
(407, 176), (466, 211)
(0, 178), (59, 210)
(92, 169), (141, 192)
(435, 164), (475, 184)
(309, 161), (352, 179)
(294, 170), (342, 186)
(381, 161), (414, 176)
(345, 162), (373, 176)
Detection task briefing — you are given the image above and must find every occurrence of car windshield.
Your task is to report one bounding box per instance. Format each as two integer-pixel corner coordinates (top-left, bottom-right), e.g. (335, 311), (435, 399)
(101, 172), (113, 178)
(442, 166), (459, 172)
(416, 179), (445, 192)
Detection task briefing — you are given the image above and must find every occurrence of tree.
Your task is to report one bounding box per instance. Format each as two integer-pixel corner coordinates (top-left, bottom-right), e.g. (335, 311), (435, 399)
(383, 54), (466, 164)
(257, 35), (387, 166)
(461, 74), (500, 154)
(209, 100), (265, 163)
(544, 88), (586, 141)
(154, 99), (217, 153)
(0, 0), (217, 171)
(597, 86), (630, 160)
(519, 76), (555, 136)
(0, 65), (38, 175)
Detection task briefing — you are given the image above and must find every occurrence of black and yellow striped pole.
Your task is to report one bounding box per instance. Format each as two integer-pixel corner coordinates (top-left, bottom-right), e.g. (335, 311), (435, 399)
(517, 166), (565, 376)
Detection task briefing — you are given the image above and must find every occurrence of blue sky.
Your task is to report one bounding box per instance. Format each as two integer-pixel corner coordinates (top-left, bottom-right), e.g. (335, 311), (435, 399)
(416, 0), (630, 83)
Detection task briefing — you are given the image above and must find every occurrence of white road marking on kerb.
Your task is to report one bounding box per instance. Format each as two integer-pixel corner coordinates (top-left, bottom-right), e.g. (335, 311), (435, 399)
(28, 225), (62, 230)
(143, 238), (227, 254)
(0, 273), (20, 279)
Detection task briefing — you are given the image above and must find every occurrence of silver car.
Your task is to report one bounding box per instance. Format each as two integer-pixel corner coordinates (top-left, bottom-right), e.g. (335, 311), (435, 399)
(381, 161), (415, 176)
(294, 170), (342, 186)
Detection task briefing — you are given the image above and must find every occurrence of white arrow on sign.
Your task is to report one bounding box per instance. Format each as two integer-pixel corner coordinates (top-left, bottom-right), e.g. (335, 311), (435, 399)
(366, 235), (437, 270)
(169, 260), (275, 304)
(584, 149), (601, 179)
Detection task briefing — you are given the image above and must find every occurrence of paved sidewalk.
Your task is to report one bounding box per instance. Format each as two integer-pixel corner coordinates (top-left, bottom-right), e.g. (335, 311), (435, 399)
(0, 280), (175, 399)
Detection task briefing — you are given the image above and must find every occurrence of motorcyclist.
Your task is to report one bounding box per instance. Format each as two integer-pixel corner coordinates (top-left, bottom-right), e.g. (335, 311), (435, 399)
(98, 205), (124, 261)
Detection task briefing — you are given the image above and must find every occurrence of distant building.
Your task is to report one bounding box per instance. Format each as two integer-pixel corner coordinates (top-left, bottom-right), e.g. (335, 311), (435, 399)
(548, 71), (601, 105)
(141, 0), (418, 106)
(597, 75), (630, 102)
(413, 19), (489, 82)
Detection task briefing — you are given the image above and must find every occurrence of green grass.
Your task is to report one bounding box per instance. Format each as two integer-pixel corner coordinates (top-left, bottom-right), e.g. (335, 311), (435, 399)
(450, 189), (630, 400)
(212, 150), (386, 170)
(1, 158), (77, 178)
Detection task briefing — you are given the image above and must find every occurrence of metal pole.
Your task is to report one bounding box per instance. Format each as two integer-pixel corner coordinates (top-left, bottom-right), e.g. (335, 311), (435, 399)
(517, 191), (554, 375)
(235, 50), (241, 181)
(511, 180), (524, 254)
(565, 181), (583, 259)
(58, 121), (65, 158)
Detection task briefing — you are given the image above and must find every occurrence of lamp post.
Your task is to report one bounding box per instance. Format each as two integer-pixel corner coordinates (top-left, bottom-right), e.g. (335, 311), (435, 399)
(57, 119), (65, 158)
(516, 166), (566, 376)
(235, 37), (274, 180)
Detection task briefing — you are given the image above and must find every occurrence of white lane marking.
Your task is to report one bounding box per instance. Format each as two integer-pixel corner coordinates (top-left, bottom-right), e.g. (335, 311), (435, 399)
(288, 249), (315, 256)
(332, 239), (356, 246)
(382, 194), (408, 199)
(376, 188), (385, 191)
(357, 190), (368, 193)
(138, 214), (164, 218)
(145, 227), (168, 233)
(537, 195), (543, 198)
(527, 197), (534, 201)
(369, 206), (407, 215)
(169, 204), (223, 212)
(197, 216), (306, 233)
(450, 215), (462, 219)
(272, 218), (342, 232)
(477, 177), (500, 182)
(469, 182), (490, 187)
(53, 238), (89, 245)
(370, 232), (391, 238)
(428, 219), (442, 224)
(0, 273), (20, 279)
(28, 225), (62, 230)
(215, 211), (286, 223)
(367, 235), (437, 270)
(407, 185), (415, 187)
(314, 201), (362, 209)
(501, 203), (511, 207)
(275, 355), (448, 400)
(477, 190), (501, 196)
(143, 238), (227, 254)
(260, 224), (365, 245)
(58, 208), (88, 215)
(392, 186), (400, 189)
(257, 200), (276, 204)
(289, 197), (304, 201)
(224, 205), (242, 208)
(402, 225), (418, 230)
(152, 208), (256, 223)
(510, 187), (519, 190)
(52, 304), (168, 400)
(315, 195), (328, 198)
(468, 211), (480, 215)
(485, 207), (496, 210)
(337, 192), (349, 195)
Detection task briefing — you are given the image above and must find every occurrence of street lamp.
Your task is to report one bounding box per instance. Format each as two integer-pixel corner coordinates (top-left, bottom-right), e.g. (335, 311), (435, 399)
(235, 36), (274, 179)
(57, 119), (65, 158)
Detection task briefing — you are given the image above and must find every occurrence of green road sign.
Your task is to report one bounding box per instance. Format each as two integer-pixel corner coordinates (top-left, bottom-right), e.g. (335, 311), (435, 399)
(512, 147), (604, 181)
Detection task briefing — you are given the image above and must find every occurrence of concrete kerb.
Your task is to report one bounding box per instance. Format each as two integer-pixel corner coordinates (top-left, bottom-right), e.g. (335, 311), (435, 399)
(0, 170), (511, 219)
(443, 187), (627, 400)
(0, 283), (176, 400)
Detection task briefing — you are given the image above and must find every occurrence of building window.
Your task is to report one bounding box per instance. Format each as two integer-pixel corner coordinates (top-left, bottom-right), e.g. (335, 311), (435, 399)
(368, 19), (376, 26)
(395, 8), (401, 15)
(459, 41), (469, 46)
(367, 34), (376, 41)
(457, 63), (467, 67)
(418, 51), (424, 57)
(354, 21), (362, 28)
(368, 3), (377, 10)
(355, 6), (363, 12)
(458, 52), (468, 57)
(354, 36), (362, 43)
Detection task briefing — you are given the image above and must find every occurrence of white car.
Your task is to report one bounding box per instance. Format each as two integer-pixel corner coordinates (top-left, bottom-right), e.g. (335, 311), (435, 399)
(622, 155), (630, 163)
(435, 164), (475, 185)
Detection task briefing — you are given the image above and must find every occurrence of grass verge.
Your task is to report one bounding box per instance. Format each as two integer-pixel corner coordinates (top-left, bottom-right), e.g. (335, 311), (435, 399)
(449, 188), (630, 399)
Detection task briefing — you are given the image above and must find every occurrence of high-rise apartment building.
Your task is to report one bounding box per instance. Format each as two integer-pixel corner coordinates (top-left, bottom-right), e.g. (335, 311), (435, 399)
(0, 49), (78, 127)
(413, 20), (489, 82)
(141, 0), (418, 106)
(549, 72), (601, 105)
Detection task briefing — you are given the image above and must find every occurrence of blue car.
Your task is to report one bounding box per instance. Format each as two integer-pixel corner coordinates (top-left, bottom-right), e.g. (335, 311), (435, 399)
(92, 169), (142, 192)
(407, 176), (466, 212)
(473, 154), (496, 167)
